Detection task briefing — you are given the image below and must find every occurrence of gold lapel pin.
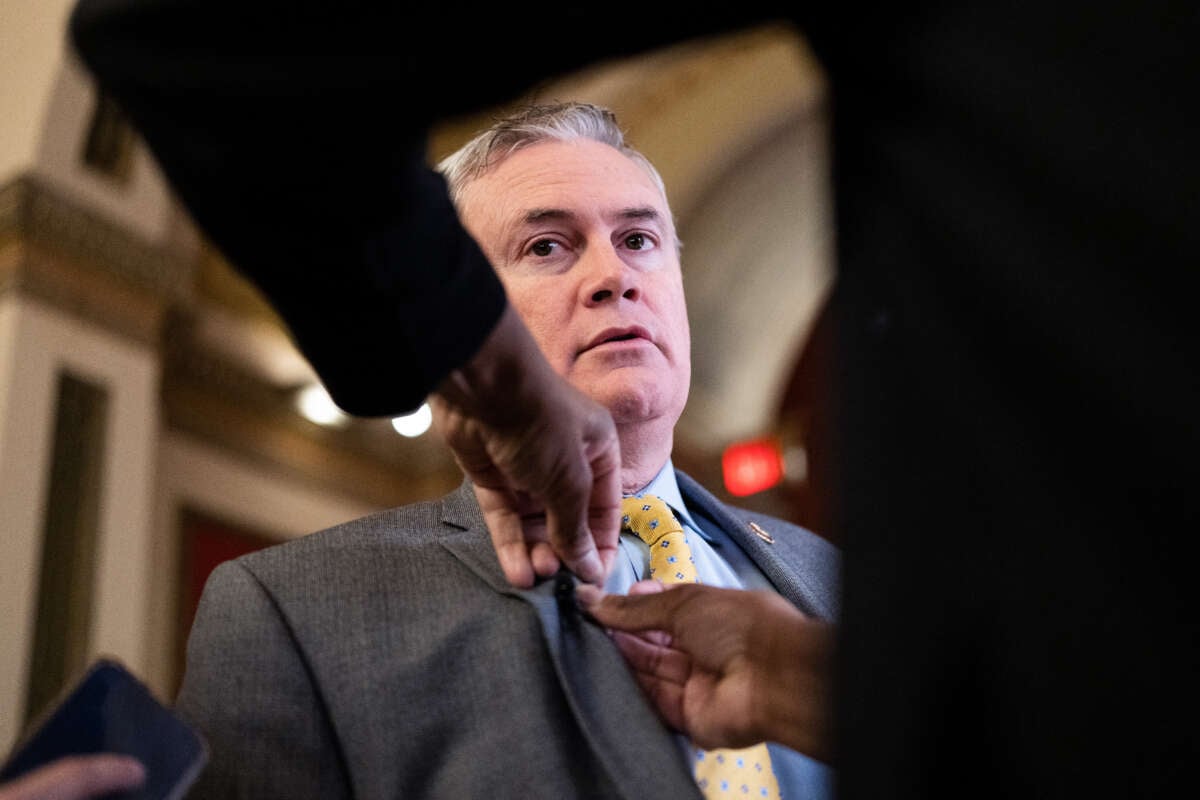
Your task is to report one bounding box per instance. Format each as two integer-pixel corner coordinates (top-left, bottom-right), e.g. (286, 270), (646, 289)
(748, 522), (774, 544)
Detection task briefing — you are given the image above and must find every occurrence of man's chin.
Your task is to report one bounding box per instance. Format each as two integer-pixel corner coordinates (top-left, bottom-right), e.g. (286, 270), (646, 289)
(569, 363), (684, 420)
(592, 386), (672, 425)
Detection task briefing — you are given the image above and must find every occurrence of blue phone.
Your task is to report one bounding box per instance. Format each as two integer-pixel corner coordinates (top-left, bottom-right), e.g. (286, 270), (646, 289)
(0, 658), (207, 799)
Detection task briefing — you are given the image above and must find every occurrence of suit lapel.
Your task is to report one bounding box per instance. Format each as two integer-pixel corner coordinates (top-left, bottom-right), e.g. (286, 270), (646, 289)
(437, 481), (701, 800)
(434, 481), (514, 594)
(676, 470), (836, 619)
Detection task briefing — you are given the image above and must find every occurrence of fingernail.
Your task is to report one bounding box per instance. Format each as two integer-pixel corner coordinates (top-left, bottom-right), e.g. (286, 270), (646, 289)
(124, 759), (148, 783)
(575, 583), (603, 609)
(574, 552), (602, 584)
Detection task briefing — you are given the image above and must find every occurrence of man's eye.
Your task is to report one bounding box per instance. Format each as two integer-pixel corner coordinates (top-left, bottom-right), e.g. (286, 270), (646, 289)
(530, 239), (558, 257)
(625, 233), (652, 251)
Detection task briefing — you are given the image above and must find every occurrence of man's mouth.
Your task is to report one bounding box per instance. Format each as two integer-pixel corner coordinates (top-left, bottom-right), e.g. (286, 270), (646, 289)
(582, 326), (653, 353)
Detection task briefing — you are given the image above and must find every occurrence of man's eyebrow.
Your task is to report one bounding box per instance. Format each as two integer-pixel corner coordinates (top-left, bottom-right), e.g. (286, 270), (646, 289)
(518, 206), (663, 225)
(613, 206), (662, 223)
(522, 208), (574, 224)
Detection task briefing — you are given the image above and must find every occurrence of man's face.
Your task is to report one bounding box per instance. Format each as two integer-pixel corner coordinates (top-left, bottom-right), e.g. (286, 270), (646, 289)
(458, 138), (690, 427)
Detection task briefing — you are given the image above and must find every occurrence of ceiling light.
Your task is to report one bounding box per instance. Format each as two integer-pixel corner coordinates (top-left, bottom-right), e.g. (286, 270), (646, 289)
(295, 383), (350, 428)
(392, 403), (432, 438)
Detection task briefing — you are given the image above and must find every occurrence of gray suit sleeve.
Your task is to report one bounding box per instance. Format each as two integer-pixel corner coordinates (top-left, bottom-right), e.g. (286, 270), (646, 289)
(175, 560), (351, 799)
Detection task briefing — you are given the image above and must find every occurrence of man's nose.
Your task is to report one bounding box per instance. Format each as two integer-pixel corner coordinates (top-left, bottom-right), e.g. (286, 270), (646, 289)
(580, 245), (640, 306)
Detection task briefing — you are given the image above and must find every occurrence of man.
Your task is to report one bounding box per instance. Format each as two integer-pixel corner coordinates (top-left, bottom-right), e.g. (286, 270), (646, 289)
(175, 102), (839, 800)
(71, 4), (1200, 798)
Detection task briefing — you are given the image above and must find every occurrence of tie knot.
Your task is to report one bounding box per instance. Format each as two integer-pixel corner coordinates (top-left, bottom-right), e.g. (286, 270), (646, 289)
(620, 494), (682, 546)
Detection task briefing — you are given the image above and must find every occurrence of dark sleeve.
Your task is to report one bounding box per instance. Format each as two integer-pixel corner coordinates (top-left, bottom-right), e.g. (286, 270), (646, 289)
(66, 2), (779, 415)
(67, 3), (513, 416)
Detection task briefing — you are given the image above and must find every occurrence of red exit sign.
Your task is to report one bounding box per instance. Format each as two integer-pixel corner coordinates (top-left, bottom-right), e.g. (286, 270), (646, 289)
(722, 437), (784, 496)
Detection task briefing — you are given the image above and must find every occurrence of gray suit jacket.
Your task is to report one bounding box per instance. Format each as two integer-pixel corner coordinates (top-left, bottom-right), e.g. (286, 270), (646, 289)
(176, 471), (839, 799)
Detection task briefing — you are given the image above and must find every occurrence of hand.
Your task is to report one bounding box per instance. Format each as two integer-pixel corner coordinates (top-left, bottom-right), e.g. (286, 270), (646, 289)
(577, 581), (835, 763)
(0, 755), (145, 800)
(431, 303), (621, 588)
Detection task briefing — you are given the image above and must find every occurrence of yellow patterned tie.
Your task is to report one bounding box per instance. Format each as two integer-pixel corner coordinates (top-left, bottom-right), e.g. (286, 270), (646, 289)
(621, 494), (783, 799)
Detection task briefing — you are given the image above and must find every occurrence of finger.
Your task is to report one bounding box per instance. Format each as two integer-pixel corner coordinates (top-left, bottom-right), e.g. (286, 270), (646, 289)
(574, 584), (665, 651)
(582, 583), (699, 633)
(430, 402), (502, 488)
(475, 485), (535, 589)
(528, 541), (561, 577)
(576, 587), (673, 646)
(611, 631), (690, 684)
(2, 755), (145, 800)
(543, 402), (621, 586)
(573, 582), (606, 611)
(543, 474), (604, 586)
(610, 632), (689, 732)
(585, 428), (622, 580)
(628, 579), (666, 597)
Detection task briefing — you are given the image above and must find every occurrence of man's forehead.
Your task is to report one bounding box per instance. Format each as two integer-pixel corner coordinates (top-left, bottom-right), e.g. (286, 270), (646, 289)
(516, 205), (666, 228)
(479, 140), (661, 197)
(458, 140), (673, 246)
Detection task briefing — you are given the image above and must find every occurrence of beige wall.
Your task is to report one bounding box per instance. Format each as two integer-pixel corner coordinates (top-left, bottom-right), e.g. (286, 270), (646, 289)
(0, 0), (75, 185)
(2, 0), (180, 245)
(0, 294), (159, 750)
(34, 54), (178, 244)
(678, 111), (834, 447)
(0, 295), (383, 744)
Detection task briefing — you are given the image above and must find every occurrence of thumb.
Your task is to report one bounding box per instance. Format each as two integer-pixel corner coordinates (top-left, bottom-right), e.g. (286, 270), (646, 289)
(578, 583), (682, 634)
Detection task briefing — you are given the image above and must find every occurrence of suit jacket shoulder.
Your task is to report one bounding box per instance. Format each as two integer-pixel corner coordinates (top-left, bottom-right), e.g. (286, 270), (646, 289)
(676, 470), (841, 621)
(177, 484), (693, 800)
(179, 476), (838, 799)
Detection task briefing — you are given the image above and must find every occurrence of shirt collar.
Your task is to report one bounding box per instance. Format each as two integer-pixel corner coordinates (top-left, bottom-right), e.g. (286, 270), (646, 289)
(626, 459), (710, 540)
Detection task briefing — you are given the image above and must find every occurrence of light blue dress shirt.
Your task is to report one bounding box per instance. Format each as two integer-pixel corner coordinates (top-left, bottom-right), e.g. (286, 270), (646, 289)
(604, 461), (744, 595)
(605, 460), (833, 800)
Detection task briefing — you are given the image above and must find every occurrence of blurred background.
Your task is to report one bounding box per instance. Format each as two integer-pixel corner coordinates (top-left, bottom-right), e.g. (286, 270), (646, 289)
(1, 2), (834, 749)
